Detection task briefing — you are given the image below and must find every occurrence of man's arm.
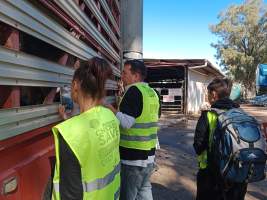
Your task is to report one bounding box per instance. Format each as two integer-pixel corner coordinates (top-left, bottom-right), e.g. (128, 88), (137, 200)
(193, 111), (209, 155)
(153, 89), (161, 118)
(115, 112), (136, 129)
(104, 104), (136, 129)
(107, 86), (142, 129)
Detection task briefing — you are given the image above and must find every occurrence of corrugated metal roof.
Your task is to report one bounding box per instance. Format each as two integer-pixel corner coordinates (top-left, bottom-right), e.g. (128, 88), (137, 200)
(144, 58), (224, 77)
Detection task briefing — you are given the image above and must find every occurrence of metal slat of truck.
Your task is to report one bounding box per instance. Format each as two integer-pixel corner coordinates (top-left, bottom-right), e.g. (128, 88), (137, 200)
(83, 0), (120, 48)
(0, 0), (121, 141)
(0, 104), (61, 141)
(0, 1), (121, 199)
(0, 0), (120, 76)
(0, 45), (118, 140)
(0, 46), (117, 89)
(0, 45), (70, 139)
(98, 0), (120, 35)
(54, 0), (120, 62)
(0, 1), (96, 59)
(114, 0), (120, 13)
(0, 46), (73, 87)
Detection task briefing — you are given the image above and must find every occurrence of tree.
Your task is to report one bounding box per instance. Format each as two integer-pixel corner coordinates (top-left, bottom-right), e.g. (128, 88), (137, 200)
(210, 0), (267, 95)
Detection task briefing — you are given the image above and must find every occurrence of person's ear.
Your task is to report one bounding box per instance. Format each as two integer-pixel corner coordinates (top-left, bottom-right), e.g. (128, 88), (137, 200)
(72, 80), (80, 97)
(134, 72), (142, 82)
(212, 91), (218, 101)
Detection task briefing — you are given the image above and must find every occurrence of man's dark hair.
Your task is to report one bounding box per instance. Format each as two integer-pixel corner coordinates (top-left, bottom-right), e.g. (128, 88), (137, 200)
(207, 78), (232, 99)
(124, 60), (147, 80)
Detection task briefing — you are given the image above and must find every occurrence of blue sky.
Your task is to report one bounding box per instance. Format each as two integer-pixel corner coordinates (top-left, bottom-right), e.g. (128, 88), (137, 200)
(143, 0), (246, 68)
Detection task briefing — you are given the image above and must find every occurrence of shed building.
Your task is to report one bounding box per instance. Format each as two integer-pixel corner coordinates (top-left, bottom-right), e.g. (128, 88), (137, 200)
(144, 59), (224, 115)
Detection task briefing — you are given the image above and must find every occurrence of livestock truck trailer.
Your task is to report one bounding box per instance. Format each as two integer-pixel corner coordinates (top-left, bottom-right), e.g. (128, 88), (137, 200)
(0, 0), (121, 199)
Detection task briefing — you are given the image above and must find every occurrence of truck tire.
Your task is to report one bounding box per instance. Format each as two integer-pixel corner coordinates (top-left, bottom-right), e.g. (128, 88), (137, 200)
(43, 177), (52, 200)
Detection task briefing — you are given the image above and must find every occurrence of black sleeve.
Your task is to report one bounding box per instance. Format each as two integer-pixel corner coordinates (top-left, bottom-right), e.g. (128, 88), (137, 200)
(119, 86), (142, 118)
(59, 135), (83, 200)
(153, 89), (161, 118)
(193, 111), (209, 155)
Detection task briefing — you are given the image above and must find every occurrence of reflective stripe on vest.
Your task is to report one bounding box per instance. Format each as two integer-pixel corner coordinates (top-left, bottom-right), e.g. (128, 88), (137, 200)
(53, 183), (59, 193)
(197, 111), (218, 169)
(82, 163), (120, 192)
(131, 122), (158, 129)
(120, 133), (157, 141)
(53, 163), (120, 193)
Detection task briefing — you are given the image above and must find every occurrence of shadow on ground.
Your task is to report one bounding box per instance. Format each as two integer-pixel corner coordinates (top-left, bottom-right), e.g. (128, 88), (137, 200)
(152, 182), (195, 200)
(151, 122), (197, 200)
(247, 191), (266, 200)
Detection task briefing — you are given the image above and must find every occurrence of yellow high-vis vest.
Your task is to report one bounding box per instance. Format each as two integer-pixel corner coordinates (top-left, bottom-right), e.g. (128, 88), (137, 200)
(197, 111), (217, 169)
(120, 83), (160, 150)
(52, 106), (120, 200)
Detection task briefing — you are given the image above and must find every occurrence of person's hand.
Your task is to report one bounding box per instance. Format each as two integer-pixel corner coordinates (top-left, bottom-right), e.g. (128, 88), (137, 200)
(104, 104), (117, 114)
(58, 105), (67, 120)
(117, 80), (124, 96)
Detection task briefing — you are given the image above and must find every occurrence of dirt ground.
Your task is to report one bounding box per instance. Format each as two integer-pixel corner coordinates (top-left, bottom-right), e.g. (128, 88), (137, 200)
(151, 105), (267, 200)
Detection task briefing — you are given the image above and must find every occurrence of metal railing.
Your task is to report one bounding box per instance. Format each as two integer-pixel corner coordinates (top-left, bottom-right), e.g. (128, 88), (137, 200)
(0, 46), (119, 89)
(0, 104), (61, 140)
(99, 0), (120, 35)
(55, 0), (120, 62)
(114, 0), (120, 13)
(84, 0), (120, 46)
(0, 0), (120, 75)
(0, 46), (73, 87)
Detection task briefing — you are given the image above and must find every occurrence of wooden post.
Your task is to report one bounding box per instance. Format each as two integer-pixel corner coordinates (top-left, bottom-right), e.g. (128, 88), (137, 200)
(184, 66), (188, 115)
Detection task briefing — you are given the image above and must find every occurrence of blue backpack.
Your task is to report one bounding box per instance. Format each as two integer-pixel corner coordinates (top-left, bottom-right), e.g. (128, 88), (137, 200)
(210, 108), (267, 183)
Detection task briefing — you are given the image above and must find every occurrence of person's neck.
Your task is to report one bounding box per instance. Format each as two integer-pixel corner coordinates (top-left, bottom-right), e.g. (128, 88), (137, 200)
(78, 97), (101, 113)
(125, 80), (144, 90)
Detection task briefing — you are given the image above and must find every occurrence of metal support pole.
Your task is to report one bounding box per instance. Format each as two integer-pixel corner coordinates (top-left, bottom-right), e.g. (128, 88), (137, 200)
(121, 0), (143, 61)
(184, 67), (188, 115)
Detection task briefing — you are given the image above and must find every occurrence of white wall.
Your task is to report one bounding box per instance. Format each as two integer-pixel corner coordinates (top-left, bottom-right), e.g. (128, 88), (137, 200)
(187, 69), (215, 114)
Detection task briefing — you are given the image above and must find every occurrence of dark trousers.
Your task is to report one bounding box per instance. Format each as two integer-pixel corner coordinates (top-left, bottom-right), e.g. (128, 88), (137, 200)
(223, 182), (247, 200)
(196, 168), (247, 200)
(196, 168), (220, 200)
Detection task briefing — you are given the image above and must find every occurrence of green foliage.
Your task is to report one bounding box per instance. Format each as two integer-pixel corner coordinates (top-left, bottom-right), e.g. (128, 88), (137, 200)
(210, 0), (267, 90)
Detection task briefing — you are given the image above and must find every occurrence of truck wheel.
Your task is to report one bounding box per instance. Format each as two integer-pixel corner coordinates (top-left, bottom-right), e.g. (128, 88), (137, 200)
(43, 177), (52, 200)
